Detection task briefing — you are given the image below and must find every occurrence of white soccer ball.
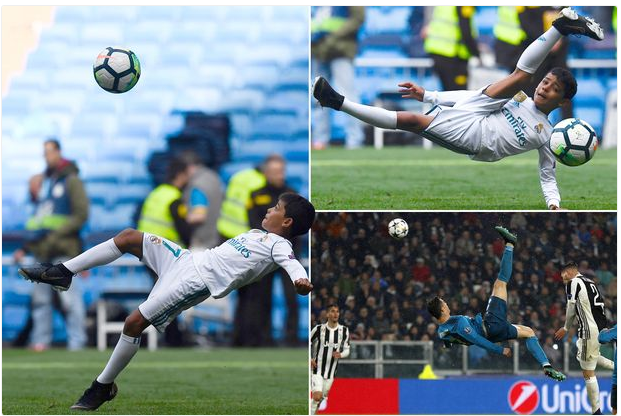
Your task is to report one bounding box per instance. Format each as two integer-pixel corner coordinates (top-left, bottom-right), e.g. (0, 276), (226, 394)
(388, 218), (408, 239)
(93, 47), (141, 93)
(548, 118), (598, 166)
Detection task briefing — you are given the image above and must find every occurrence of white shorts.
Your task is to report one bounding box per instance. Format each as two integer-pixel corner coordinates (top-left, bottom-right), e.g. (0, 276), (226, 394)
(576, 338), (601, 370)
(311, 374), (334, 397)
(138, 233), (211, 333)
(423, 88), (510, 156)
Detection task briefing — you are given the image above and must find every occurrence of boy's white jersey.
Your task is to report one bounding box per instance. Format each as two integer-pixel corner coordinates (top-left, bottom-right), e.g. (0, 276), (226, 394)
(423, 89), (558, 207)
(473, 91), (553, 162)
(191, 229), (307, 298)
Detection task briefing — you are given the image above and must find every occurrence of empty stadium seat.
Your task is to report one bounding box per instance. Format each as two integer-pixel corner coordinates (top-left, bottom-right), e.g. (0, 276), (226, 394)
(575, 107), (604, 136)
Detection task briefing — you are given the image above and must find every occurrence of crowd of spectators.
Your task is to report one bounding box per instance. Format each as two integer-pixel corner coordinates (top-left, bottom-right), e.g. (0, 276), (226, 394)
(311, 213), (617, 358)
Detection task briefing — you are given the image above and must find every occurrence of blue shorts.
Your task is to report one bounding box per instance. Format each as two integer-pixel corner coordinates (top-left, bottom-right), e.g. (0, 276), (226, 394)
(484, 296), (517, 343)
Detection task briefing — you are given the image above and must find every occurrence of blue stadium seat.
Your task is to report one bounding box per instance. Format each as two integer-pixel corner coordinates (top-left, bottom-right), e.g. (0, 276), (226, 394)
(173, 87), (223, 112)
(218, 6), (268, 21)
(199, 42), (244, 64)
(54, 6), (92, 23)
(179, 6), (222, 21)
(358, 46), (408, 59)
(229, 113), (253, 138)
(475, 7), (497, 38)
(575, 107), (604, 137)
(2, 95), (32, 115)
(80, 95), (121, 114)
(80, 23), (124, 45)
(69, 113), (116, 140)
(237, 43), (291, 67)
(61, 139), (97, 162)
(574, 79), (606, 108)
(241, 65), (281, 91)
(363, 7), (411, 35)
(233, 139), (289, 162)
(86, 6), (138, 23)
(260, 22), (308, 46)
(115, 183), (152, 205)
(275, 66), (308, 90)
(217, 22), (260, 43)
(251, 112), (300, 137)
(264, 90), (308, 116)
(82, 161), (134, 183)
(190, 63), (236, 89)
(286, 162), (309, 185)
(137, 6), (182, 21)
(9, 70), (49, 91)
(222, 89), (266, 113)
(124, 22), (172, 43)
(162, 41), (204, 66)
(50, 68), (92, 90)
(271, 6), (308, 21)
(167, 23), (210, 43)
(40, 23), (78, 44)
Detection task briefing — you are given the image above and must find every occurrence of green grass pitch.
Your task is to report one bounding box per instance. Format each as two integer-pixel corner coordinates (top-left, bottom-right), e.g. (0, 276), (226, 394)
(2, 348), (308, 415)
(311, 146), (617, 210)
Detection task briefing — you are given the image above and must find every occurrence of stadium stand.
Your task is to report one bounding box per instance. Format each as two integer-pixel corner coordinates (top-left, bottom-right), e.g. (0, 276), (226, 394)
(2, 6), (309, 345)
(311, 212), (617, 375)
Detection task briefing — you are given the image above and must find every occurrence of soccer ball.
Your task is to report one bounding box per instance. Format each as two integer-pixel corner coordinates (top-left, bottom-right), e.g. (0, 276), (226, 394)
(93, 47), (141, 93)
(548, 118), (598, 166)
(388, 218), (408, 239)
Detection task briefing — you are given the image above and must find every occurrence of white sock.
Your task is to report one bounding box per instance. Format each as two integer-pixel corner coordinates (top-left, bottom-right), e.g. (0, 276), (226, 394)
(311, 399), (321, 415)
(63, 238), (122, 273)
(341, 98), (397, 129)
(96, 333), (141, 384)
(585, 376), (601, 413)
(597, 355), (615, 370)
(516, 27), (563, 74)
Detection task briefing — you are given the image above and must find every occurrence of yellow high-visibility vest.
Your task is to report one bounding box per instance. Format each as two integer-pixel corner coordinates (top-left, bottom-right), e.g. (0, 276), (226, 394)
(494, 7), (528, 46)
(217, 169), (266, 239)
(424, 6), (476, 60)
(138, 184), (183, 245)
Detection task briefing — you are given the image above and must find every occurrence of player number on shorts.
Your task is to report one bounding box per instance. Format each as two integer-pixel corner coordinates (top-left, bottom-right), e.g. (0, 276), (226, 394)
(163, 240), (181, 257)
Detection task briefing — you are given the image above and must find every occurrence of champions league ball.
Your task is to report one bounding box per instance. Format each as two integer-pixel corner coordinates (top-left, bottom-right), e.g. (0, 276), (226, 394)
(388, 218), (409, 239)
(93, 47), (141, 93)
(549, 118), (598, 166)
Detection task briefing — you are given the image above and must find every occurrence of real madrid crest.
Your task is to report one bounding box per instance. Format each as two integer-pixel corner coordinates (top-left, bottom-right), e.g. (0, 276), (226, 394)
(513, 91), (527, 103)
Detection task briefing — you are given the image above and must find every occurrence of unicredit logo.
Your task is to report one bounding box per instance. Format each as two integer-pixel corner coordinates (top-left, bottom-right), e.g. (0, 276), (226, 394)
(508, 381), (540, 415)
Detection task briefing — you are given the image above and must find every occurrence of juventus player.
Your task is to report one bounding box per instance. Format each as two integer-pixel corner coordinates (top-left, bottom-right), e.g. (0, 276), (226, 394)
(554, 262), (614, 415)
(18, 193), (315, 411)
(312, 7), (604, 210)
(310, 304), (350, 415)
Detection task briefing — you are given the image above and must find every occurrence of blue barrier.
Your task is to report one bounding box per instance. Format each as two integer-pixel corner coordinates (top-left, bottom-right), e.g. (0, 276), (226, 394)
(399, 376), (613, 414)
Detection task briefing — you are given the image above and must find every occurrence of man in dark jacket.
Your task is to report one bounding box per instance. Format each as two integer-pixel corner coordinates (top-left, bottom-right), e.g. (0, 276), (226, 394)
(14, 139), (89, 350)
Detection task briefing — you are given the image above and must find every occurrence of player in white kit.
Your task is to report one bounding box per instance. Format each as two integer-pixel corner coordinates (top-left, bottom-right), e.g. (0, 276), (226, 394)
(310, 304), (350, 414)
(18, 192), (315, 411)
(312, 8), (604, 210)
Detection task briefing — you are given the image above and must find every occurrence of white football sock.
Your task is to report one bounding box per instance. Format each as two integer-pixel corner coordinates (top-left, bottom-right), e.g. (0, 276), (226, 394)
(96, 333), (141, 384)
(597, 355), (614, 370)
(311, 399), (321, 415)
(585, 376), (601, 413)
(341, 99), (397, 129)
(516, 27), (563, 74)
(63, 238), (122, 273)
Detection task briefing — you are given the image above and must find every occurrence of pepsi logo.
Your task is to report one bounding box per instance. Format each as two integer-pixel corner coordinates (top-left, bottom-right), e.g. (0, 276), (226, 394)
(508, 380), (539, 414)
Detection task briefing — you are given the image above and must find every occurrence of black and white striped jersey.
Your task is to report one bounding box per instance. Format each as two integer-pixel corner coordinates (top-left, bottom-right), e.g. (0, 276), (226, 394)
(310, 323), (350, 379)
(564, 273), (607, 339)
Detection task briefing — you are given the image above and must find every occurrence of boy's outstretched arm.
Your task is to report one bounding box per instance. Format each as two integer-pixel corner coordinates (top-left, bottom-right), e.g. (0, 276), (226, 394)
(294, 278), (313, 295)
